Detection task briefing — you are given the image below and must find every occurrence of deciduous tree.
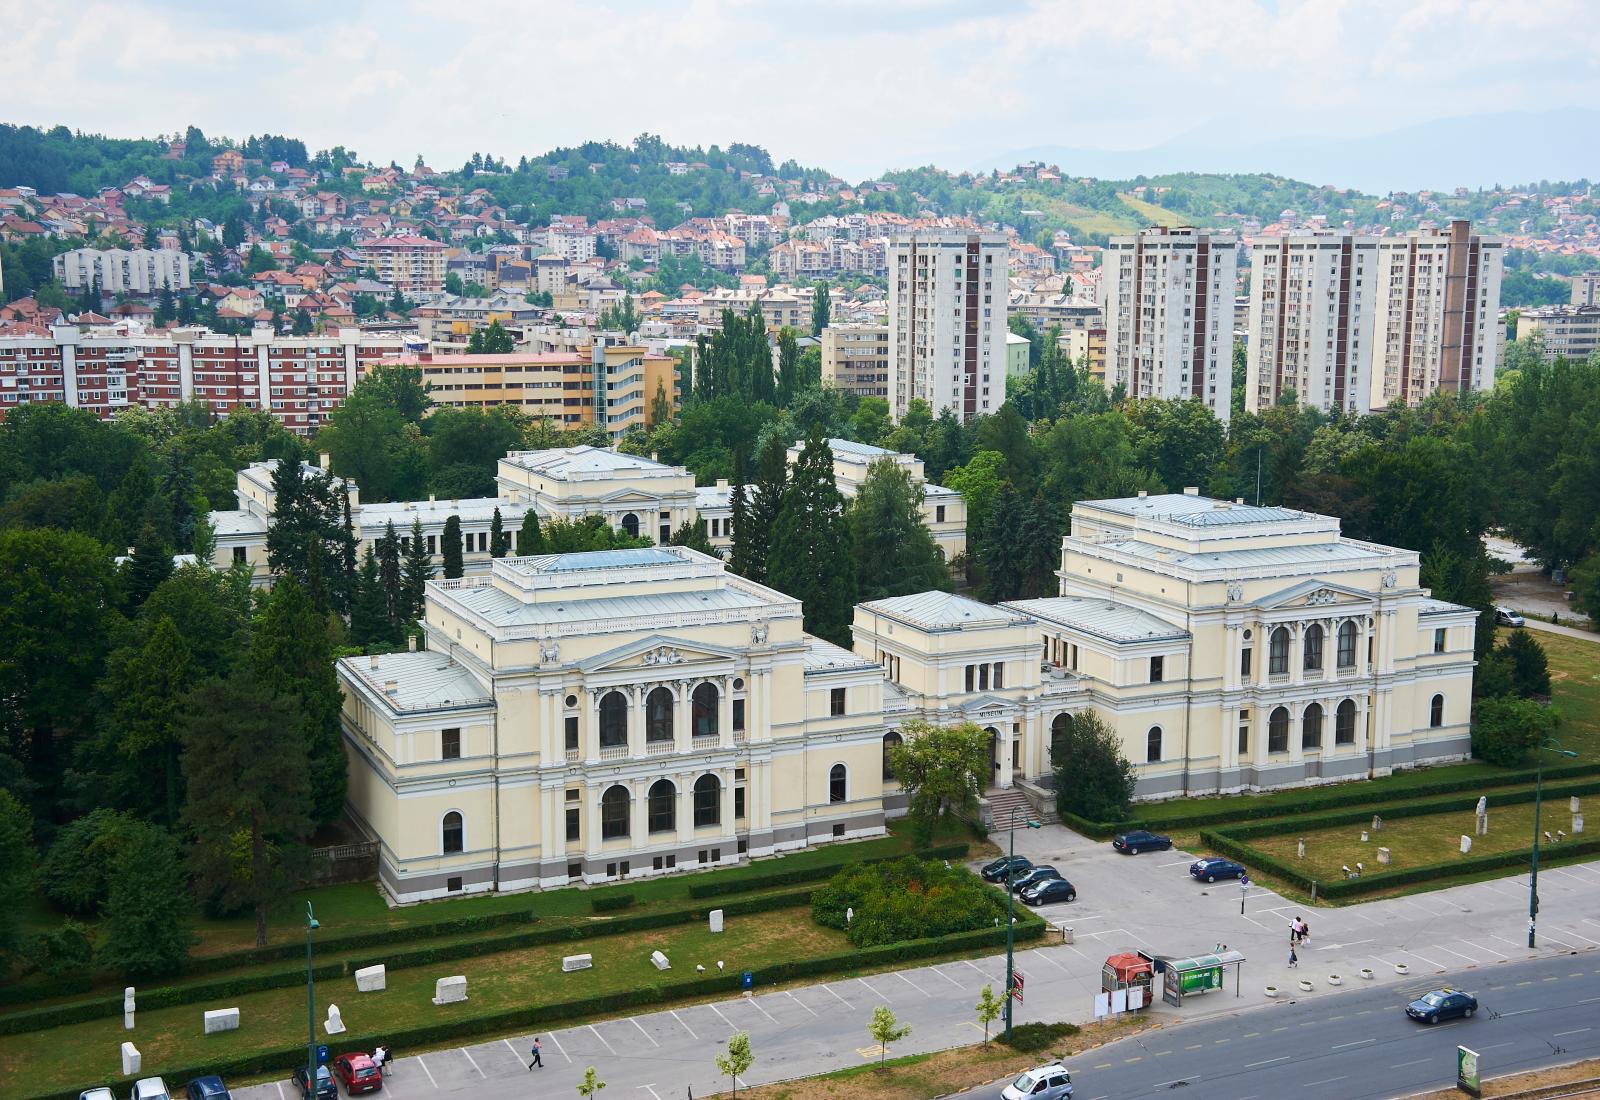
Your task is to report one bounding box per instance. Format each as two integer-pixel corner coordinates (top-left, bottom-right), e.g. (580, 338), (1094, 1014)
(887, 720), (988, 845)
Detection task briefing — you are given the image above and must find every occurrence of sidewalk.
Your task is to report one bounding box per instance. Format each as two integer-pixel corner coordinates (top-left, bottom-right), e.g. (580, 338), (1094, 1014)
(1523, 617), (1600, 643)
(233, 834), (1600, 1100)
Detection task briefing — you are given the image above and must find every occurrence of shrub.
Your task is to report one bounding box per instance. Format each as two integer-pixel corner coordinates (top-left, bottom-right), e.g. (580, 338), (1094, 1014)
(1002, 1021), (1080, 1053)
(97, 823), (194, 979)
(40, 809), (142, 917)
(1051, 712), (1135, 823)
(685, 843), (969, 899)
(1472, 697), (1560, 766)
(1503, 630), (1552, 697)
(590, 892), (635, 913)
(812, 857), (1004, 948)
(32, 921), (94, 978)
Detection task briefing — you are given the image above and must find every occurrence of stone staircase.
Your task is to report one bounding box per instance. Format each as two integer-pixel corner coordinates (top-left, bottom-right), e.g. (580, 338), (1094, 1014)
(981, 786), (1035, 829)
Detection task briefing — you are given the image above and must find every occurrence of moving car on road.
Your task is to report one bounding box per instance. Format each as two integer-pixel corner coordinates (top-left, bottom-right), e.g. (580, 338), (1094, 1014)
(1009, 865), (1061, 893)
(291, 1066), (337, 1100)
(1406, 987), (1478, 1024)
(1019, 878), (1077, 906)
(1190, 857), (1246, 883)
(332, 1053), (383, 1094)
(981, 855), (1033, 883)
(184, 1079), (231, 1100)
(1111, 830), (1171, 855)
(1495, 606), (1526, 627)
(1002, 1062), (1073, 1099)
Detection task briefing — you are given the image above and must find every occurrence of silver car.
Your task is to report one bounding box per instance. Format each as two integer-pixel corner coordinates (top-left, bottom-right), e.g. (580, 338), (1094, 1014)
(1002, 1063), (1073, 1099)
(130, 1080), (171, 1100)
(79, 1091), (115, 1100)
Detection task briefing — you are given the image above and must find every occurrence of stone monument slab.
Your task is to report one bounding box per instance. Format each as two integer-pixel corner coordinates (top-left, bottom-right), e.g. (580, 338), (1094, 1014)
(432, 975), (467, 1005)
(121, 1041), (141, 1076)
(203, 1007), (239, 1034)
(354, 964), (386, 992)
(562, 953), (593, 972)
(1377, 846), (1391, 864)
(1460, 835), (1472, 854)
(650, 950), (671, 971)
(709, 909), (724, 933)
(324, 1004), (345, 1034)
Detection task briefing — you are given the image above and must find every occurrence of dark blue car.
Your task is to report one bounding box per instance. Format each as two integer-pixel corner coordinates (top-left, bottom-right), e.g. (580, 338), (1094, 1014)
(1020, 878), (1077, 906)
(1111, 830), (1171, 855)
(292, 1066), (336, 1100)
(185, 1079), (231, 1100)
(1189, 857), (1246, 883)
(981, 855), (1033, 883)
(1406, 988), (1477, 1024)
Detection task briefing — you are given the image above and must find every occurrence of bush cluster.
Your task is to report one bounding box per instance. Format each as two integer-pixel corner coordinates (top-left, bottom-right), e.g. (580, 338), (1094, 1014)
(590, 893), (635, 913)
(686, 843), (969, 899)
(812, 857), (1005, 948)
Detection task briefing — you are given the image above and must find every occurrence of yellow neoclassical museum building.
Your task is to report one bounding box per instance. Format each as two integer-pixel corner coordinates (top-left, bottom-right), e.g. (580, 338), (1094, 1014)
(338, 490), (1477, 902)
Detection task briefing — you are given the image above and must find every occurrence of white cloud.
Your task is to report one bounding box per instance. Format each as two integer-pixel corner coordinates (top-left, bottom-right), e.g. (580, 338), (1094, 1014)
(1, 0), (1595, 180)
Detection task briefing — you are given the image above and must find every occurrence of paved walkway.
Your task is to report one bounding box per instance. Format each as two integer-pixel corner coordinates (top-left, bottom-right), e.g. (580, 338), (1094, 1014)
(1522, 617), (1600, 643)
(233, 827), (1600, 1099)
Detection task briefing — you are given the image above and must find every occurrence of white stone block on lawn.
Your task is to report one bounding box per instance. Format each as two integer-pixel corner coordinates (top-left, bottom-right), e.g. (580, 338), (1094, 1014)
(432, 975), (467, 1005)
(354, 964), (387, 992)
(203, 1008), (239, 1035)
(651, 950), (671, 971)
(121, 1041), (141, 1075)
(562, 954), (593, 972)
(709, 909), (724, 933)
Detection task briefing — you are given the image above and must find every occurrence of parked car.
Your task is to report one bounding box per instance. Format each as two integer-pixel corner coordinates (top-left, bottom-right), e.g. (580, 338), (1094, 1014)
(1111, 830), (1172, 855)
(1020, 878), (1077, 906)
(981, 855), (1033, 883)
(130, 1082), (172, 1100)
(1009, 865), (1061, 893)
(79, 1090), (115, 1100)
(184, 1078), (231, 1100)
(1406, 987), (1477, 1024)
(332, 1053), (384, 1095)
(291, 1066), (337, 1100)
(1002, 1061), (1073, 1099)
(1495, 606), (1526, 627)
(1190, 857), (1246, 883)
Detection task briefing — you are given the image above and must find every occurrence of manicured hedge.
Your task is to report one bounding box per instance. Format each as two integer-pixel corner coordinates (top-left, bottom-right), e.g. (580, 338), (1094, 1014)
(686, 843), (971, 898)
(0, 962), (347, 1037)
(27, 911), (1046, 1100)
(590, 892), (635, 913)
(0, 973), (93, 1010)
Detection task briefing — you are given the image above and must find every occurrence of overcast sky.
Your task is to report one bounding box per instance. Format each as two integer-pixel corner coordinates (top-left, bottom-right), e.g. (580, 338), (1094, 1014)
(6, 0), (1598, 185)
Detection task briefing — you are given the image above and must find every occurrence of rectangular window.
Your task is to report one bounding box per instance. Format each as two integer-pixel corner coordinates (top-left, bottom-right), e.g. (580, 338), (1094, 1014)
(1238, 721), (1249, 755)
(1150, 656), (1164, 683)
(564, 715), (579, 751)
(993, 662), (1004, 690)
(829, 687), (846, 716)
(441, 727), (461, 760)
(965, 664), (975, 692)
(1240, 648), (1252, 678)
(232, 546), (246, 563)
(1069, 644), (1078, 671)
(1433, 627), (1446, 654)
(565, 807), (580, 841)
(735, 786), (746, 819)
(979, 664), (989, 691)
(733, 698), (745, 731)
(427, 534), (437, 554)
(935, 505), (946, 523)
(568, 862), (581, 881)
(447, 876), (462, 893)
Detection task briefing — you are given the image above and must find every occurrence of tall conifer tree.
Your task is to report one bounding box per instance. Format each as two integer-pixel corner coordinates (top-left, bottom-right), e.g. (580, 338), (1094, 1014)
(767, 428), (855, 645)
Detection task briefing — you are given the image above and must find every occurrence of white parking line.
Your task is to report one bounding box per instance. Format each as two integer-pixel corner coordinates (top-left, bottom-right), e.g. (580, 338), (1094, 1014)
(549, 1031), (572, 1063)
(670, 1009), (700, 1040)
(1430, 945), (1477, 964)
(857, 976), (892, 1002)
(823, 984), (854, 1010)
(896, 972), (931, 997)
(460, 1047), (484, 1076)
(503, 1038), (523, 1066)
(744, 996), (779, 1024)
(1345, 909), (1383, 925)
(589, 1023), (618, 1056)
(1551, 926), (1600, 946)
(709, 1003), (740, 1032)
(1031, 948), (1071, 973)
(630, 1016), (661, 1046)
(1401, 948), (1447, 970)
(274, 1085), (285, 1100)
(930, 965), (964, 988)
(1459, 940), (1507, 961)
(1541, 932), (1580, 950)
(787, 990), (820, 1016)
(416, 1055), (439, 1089)
(637, 1086), (663, 1100)
(1159, 859), (1191, 867)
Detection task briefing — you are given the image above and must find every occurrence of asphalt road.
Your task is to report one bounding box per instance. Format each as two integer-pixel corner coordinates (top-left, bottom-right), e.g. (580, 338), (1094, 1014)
(953, 951), (1600, 1100)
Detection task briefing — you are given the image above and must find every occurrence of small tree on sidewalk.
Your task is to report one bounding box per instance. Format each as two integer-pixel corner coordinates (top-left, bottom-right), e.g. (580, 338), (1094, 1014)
(868, 1005), (911, 1066)
(576, 1066), (605, 1097)
(975, 983), (1003, 1041)
(716, 1030), (754, 1098)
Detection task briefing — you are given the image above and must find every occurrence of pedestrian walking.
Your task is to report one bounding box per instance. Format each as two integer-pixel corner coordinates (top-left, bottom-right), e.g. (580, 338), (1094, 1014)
(373, 1044), (389, 1076)
(1300, 919), (1311, 943)
(528, 1037), (543, 1070)
(1288, 945), (1298, 968)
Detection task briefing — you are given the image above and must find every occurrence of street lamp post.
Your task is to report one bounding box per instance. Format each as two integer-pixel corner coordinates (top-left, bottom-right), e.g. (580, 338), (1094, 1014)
(1004, 809), (1041, 1041)
(1529, 737), (1579, 949)
(306, 902), (320, 1090)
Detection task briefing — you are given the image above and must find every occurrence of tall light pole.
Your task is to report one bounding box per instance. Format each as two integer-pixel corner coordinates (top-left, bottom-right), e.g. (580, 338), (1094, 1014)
(1004, 808), (1041, 1040)
(306, 901), (320, 1091)
(1529, 737), (1579, 949)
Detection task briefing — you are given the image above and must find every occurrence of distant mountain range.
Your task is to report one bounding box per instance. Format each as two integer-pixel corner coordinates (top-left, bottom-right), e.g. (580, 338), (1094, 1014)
(975, 108), (1600, 195)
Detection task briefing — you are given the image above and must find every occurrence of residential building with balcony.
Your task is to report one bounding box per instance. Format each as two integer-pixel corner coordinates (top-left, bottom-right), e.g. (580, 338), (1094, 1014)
(821, 322), (889, 398)
(53, 247), (191, 293)
(1511, 304), (1600, 365)
(888, 229), (1009, 422)
(360, 235), (447, 294)
(339, 546), (889, 901)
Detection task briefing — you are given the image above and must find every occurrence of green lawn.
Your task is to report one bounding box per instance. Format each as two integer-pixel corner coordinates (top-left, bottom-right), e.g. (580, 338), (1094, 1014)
(1248, 800), (1585, 880)
(0, 906), (846, 1094)
(1525, 627), (1600, 756)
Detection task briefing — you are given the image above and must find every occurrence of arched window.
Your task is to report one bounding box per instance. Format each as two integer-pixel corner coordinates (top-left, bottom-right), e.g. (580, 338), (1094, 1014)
(1268, 706), (1290, 753)
(1146, 726), (1163, 763)
(599, 690), (628, 748)
(1303, 624), (1324, 671)
(647, 779), (675, 833)
(1269, 627), (1290, 675)
(882, 731), (903, 780)
(1301, 702), (1324, 749)
(646, 686), (674, 743)
(621, 512), (640, 538)
(601, 784), (631, 839)
(1336, 699), (1357, 744)
(692, 682), (719, 738)
(1430, 694), (1445, 729)
(693, 773), (721, 827)
(1337, 621), (1357, 668)
(829, 763), (847, 804)
(442, 811), (463, 854)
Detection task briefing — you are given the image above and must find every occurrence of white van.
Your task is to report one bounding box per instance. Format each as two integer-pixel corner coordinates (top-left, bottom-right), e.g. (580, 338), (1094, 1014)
(1002, 1063), (1072, 1099)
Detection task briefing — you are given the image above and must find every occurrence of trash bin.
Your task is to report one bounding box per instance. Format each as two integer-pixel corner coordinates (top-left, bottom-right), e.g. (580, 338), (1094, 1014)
(1061, 926), (1074, 945)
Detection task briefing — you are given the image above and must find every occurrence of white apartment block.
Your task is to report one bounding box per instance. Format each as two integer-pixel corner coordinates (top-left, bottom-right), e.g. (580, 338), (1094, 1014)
(1516, 305), (1600, 365)
(53, 248), (191, 294)
(887, 230), (1008, 422)
(1569, 271), (1600, 308)
(1371, 220), (1502, 407)
(1245, 234), (1378, 413)
(1101, 227), (1236, 421)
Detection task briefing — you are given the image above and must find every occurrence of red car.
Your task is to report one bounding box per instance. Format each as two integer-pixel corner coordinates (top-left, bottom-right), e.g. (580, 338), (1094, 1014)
(332, 1053), (383, 1094)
